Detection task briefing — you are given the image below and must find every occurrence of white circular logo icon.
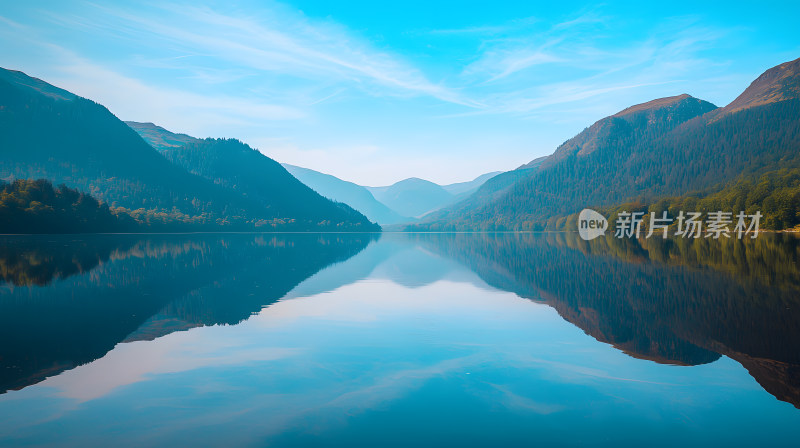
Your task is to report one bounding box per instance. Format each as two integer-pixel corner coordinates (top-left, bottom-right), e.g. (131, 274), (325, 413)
(578, 209), (608, 241)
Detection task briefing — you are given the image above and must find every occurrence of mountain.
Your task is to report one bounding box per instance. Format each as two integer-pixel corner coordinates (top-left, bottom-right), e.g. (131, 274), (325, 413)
(573, 57), (800, 231)
(0, 66), (377, 231)
(368, 177), (455, 218)
(367, 172), (503, 219)
(541, 93), (716, 167)
(516, 155), (548, 170)
(441, 171), (502, 196)
(282, 164), (410, 225)
(282, 165), (502, 224)
(158, 138), (378, 228)
(715, 57), (800, 116)
(410, 159), (544, 230)
(125, 121), (199, 151)
(125, 121), (379, 230)
(0, 67), (247, 223)
(412, 57), (800, 230)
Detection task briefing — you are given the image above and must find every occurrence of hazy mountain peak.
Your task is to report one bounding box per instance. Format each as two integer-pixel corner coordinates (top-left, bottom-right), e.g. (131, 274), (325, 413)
(517, 156), (548, 170)
(0, 67), (77, 101)
(126, 121), (199, 152)
(282, 164), (411, 225)
(367, 177), (453, 218)
(721, 57), (800, 114)
(393, 177), (443, 189)
(441, 171), (503, 196)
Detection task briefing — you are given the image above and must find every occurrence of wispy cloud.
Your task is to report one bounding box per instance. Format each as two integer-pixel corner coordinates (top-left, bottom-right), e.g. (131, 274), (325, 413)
(0, 15), (26, 30)
(461, 11), (610, 82)
(484, 80), (685, 115)
(474, 46), (566, 83)
(423, 16), (540, 36)
(40, 46), (305, 134)
(55, 2), (480, 107)
(450, 15), (734, 119)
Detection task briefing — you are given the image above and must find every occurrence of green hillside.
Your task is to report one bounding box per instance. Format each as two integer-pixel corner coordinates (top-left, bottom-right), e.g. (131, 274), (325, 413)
(0, 68), (378, 231)
(161, 138), (379, 230)
(411, 57), (800, 231)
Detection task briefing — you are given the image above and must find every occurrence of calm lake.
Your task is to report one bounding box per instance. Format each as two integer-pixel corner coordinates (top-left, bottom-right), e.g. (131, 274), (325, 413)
(1, 232), (799, 447)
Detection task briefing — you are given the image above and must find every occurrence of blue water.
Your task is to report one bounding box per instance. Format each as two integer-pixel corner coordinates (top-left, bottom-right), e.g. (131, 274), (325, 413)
(0, 232), (798, 447)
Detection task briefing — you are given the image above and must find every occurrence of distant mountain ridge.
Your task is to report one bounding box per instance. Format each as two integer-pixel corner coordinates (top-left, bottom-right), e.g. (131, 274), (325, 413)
(125, 121), (199, 151)
(368, 178), (454, 218)
(282, 164), (410, 225)
(441, 171), (502, 196)
(366, 173), (503, 219)
(285, 165), (502, 224)
(420, 159), (545, 227)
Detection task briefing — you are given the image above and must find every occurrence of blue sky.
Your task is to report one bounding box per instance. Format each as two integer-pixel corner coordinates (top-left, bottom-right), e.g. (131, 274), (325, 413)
(1, 1), (799, 185)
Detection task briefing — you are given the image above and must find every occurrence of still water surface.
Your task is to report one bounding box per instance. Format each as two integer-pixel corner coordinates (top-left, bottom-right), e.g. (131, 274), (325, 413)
(0, 232), (799, 447)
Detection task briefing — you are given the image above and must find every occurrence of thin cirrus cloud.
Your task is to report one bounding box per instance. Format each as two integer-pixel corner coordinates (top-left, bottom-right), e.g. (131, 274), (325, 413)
(422, 15), (541, 36)
(39, 46), (306, 134)
(69, 2), (481, 108)
(452, 18), (735, 118)
(0, 12), (305, 136)
(463, 15), (724, 84)
(460, 11), (608, 82)
(480, 49), (566, 83)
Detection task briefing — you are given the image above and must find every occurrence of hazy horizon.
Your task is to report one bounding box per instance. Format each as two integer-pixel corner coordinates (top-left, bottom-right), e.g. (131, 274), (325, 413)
(1, 0), (799, 185)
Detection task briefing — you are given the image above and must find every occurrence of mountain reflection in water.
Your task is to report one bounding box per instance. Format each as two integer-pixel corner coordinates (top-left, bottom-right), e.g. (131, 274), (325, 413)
(0, 232), (799, 446)
(411, 232), (800, 408)
(0, 234), (376, 393)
